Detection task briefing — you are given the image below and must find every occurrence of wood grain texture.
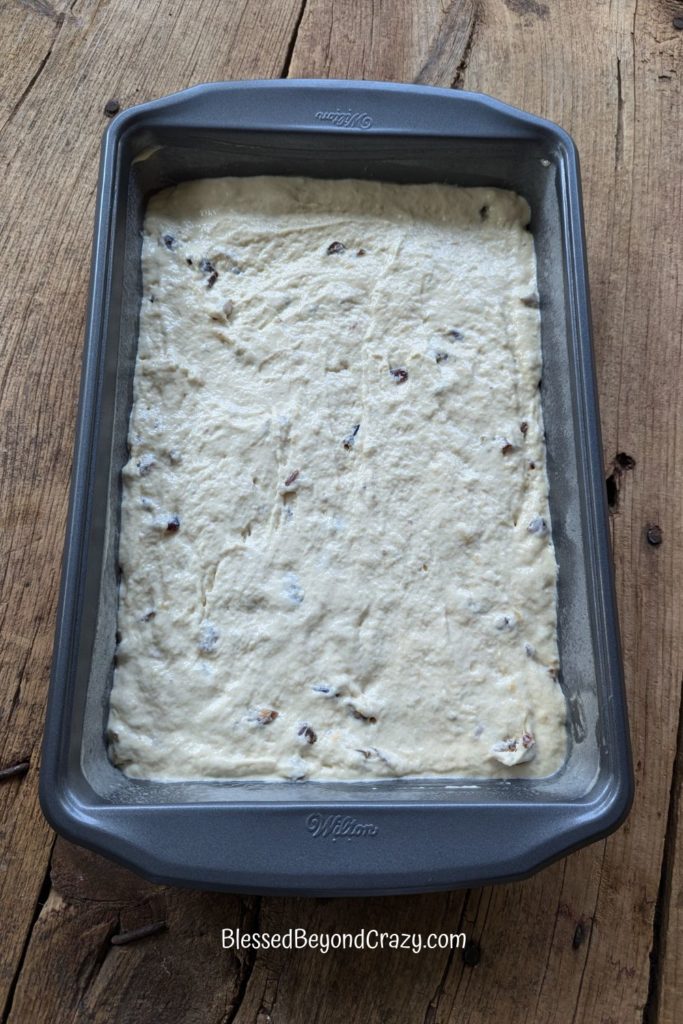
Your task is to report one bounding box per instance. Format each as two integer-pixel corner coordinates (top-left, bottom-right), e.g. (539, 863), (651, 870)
(287, 0), (477, 83)
(6, 840), (250, 1024)
(1, 0), (682, 1021)
(0, 0), (304, 1018)
(656, 708), (683, 1024)
(0, 0), (71, 133)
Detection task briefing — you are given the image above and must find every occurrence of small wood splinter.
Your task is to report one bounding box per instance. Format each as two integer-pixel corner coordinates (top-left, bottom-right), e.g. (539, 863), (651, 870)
(110, 921), (167, 946)
(0, 761), (30, 783)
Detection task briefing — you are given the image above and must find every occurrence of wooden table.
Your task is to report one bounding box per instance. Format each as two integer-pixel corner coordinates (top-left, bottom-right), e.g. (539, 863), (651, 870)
(1, 1), (681, 1020)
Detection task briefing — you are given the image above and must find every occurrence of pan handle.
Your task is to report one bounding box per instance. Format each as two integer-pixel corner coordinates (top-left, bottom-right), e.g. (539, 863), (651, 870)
(108, 78), (568, 143)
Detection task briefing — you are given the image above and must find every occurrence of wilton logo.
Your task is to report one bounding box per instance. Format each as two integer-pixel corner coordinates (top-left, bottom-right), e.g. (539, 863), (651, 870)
(306, 813), (379, 840)
(314, 108), (373, 130)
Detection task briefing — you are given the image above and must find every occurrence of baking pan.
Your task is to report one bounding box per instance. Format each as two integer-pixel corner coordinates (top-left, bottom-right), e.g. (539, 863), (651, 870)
(40, 80), (633, 895)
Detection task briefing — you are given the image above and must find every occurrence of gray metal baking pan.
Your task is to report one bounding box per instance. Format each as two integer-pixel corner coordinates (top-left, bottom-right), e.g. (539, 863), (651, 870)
(40, 80), (633, 895)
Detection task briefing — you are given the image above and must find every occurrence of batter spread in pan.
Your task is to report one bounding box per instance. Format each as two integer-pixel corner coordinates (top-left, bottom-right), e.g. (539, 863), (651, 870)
(107, 175), (567, 781)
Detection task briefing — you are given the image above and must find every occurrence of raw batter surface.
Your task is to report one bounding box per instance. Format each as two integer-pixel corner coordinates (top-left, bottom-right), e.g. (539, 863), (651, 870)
(107, 175), (567, 781)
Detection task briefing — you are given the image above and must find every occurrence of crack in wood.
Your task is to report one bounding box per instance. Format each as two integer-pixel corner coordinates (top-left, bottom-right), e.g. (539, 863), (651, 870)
(2, 47), (54, 128)
(533, 859), (569, 1015)
(570, 842), (609, 1024)
(281, 0), (309, 78)
(422, 891), (471, 1024)
(616, 55), (624, 166)
(222, 896), (261, 1024)
(642, 675), (683, 1023)
(1, 856), (53, 1024)
(450, 11), (478, 89)
(447, 890), (489, 1007)
(1, 0), (82, 139)
(7, 616), (44, 719)
(605, 451), (636, 512)
(72, 913), (121, 1018)
(0, 11), (65, 139)
(413, 0), (477, 85)
(257, 960), (282, 1023)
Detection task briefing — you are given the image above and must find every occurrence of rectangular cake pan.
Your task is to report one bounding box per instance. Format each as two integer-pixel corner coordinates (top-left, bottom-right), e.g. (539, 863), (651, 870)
(40, 80), (633, 895)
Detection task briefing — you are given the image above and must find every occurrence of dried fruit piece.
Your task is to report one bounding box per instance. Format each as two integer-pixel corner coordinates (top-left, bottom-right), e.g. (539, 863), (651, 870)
(520, 421), (528, 435)
(342, 424), (360, 450)
(501, 441), (514, 455)
(353, 746), (396, 769)
(166, 516), (180, 533)
(257, 708), (278, 725)
(356, 248), (367, 256)
(479, 205), (490, 220)
(141, 608), (156, 622)
(390, 367), (408, 384)
(350, 706), (377, 724)
(435, 351), (449, 364)
(284, 469), (300, 486)
(162, 233), (176, 250)
(521, 294), (540, 308)
(326, 241), (346, 255)
(197, 259), (219, 287)
(527, 516), (549, 536)
(490, 732), (535, 766)
(447, 329), (463, 341)
(298, 724), (317, 744)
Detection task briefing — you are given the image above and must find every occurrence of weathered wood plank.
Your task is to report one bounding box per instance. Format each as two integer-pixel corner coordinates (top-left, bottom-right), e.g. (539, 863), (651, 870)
(10, 840), (465, 1024)
(0, 0), (72, 134)
(655, 722), (683, 1024)
(2, 0), (682, 1022)
(429, 0), (683, 1020)
(272, 0), (683, 1020)
(0, 0), (304, 1017)
(6, 840), (248, 1024)
(288, 0), (477, 83)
